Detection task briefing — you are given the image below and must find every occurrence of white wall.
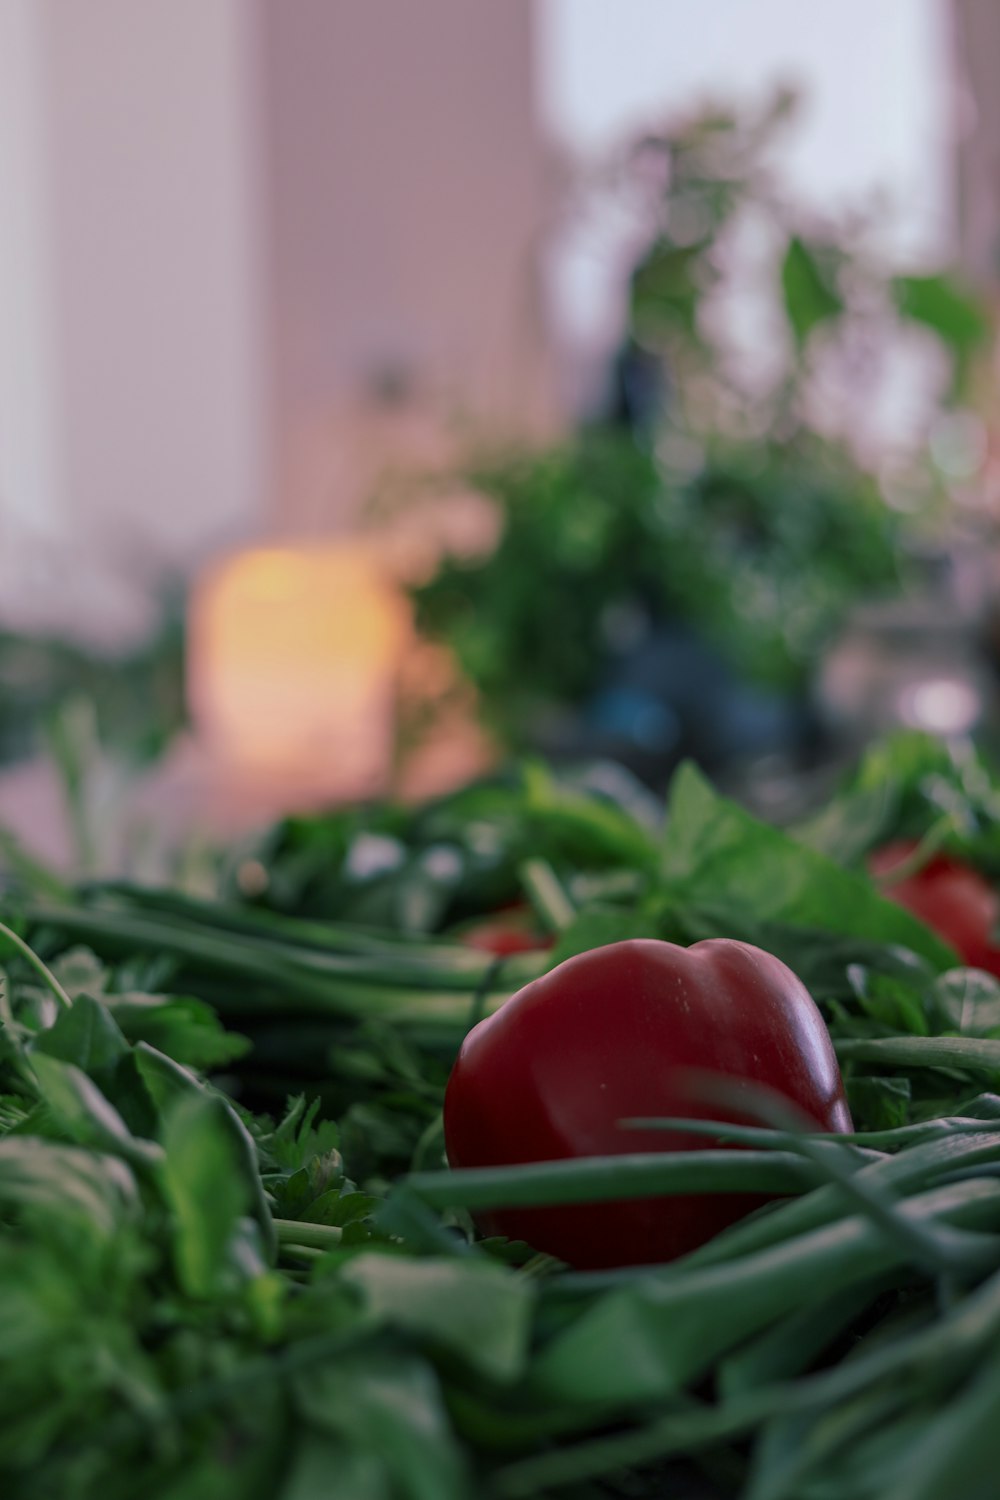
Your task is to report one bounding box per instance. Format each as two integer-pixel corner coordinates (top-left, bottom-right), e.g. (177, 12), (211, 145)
(539, 0), (951, 259)
(0, 1), (553, 639)
(258, 0), (553, 530)
(0, 0), (63, 535)
(538, 0), (954, 377)
(0, 0), (267, 643)
(40, 0), (268, 569)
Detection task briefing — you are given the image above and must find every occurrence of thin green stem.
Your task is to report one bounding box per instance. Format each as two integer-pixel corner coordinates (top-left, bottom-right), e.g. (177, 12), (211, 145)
(22, 902), (524, 1024)
(0, 918), (72, 1010)
(279, 1243), (325, 1262)
(623, 1114), (958, 1274)
(520, 858), (576, 934)
(837, 1036), (1000, 1074)
(92, 880), (538, 970)
(407, 1148), (824, 1211)
(619, 1116), (884, 1160)
(25, 901), (543, 1003)
(274, 1218), (343, 1250)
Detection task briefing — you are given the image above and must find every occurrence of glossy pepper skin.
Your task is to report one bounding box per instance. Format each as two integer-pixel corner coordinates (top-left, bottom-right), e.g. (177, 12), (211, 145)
(444, 938), (852, 1269)
(869, 841), (1000, 976)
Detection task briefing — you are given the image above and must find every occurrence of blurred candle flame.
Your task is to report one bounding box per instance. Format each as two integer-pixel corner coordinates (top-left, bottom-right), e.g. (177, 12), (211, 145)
(188, 542), (409, 792)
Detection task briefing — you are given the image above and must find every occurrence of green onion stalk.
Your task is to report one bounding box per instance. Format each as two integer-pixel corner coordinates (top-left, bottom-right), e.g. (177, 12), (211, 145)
(23, 892), (545, 1017)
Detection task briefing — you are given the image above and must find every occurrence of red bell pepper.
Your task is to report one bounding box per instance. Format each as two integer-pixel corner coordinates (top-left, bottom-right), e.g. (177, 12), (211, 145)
(444, 937), (852, 1268)
(869, 840), (1000, 976)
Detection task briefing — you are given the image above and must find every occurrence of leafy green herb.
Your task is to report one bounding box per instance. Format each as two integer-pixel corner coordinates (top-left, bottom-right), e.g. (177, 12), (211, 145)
(7, 740), (1000, 1497)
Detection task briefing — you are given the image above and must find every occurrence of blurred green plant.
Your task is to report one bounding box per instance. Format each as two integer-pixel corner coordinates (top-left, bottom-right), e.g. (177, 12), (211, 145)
(0, 601), (186, 770)
(400, 95), (991, 751)
(625, 92), (990, 423)
(414, 430), (900, 743)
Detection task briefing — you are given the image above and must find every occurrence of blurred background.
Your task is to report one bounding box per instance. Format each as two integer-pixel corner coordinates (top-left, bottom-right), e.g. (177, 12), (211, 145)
(2, 0), (1000, 866)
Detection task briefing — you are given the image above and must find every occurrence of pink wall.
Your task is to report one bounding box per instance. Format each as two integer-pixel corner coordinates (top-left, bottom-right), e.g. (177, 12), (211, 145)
(258, 0), (555, 527)
(39, 0), (268, 572)
(0, 0), (554, 638)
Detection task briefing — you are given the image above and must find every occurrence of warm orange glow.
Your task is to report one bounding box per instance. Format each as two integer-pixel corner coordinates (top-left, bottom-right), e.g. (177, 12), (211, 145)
(188, 542), (409, 791)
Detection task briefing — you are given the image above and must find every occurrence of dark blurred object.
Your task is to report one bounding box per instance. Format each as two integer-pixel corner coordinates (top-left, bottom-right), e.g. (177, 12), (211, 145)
(608, 336), (667, 442)
(564, 619), (815, 781)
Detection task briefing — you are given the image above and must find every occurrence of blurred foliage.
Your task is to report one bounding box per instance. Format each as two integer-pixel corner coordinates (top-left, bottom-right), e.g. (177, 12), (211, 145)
(892, 272), (991, 399)
(0, 604), (186, 769)
(225, 759), (659, 932)
(402, 95), (991, 751)
(624, 92), (990, 416)
(415, 431), (899, 736)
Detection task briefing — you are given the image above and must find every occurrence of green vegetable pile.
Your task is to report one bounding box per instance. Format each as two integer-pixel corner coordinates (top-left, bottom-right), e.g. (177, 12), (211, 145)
(6, 733), (1000, 1499)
